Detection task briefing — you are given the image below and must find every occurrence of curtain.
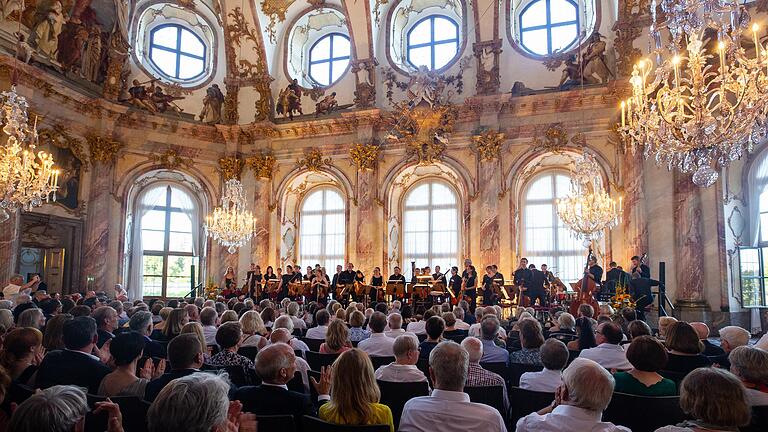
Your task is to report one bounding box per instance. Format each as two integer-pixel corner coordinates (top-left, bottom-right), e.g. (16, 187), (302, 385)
(173, 188), (200, 256)
(748, 152), (768, 246)
(128, 185), (167, 300)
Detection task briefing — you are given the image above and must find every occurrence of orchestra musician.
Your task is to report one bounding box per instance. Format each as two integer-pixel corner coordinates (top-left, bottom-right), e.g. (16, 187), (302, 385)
(540, 264), (554, 284)
(336, 263), (356, 302)
(448, 266), (462, 300)
(514, 258), (532, 304)
(388, 266), (406, 301)
(330, 265), (343, 299)
(527, 264), (548, 306)
(263, 266), (277, 300)
(629, 272), (658, 321)
(586, 256), (603, 287)
(312, 267), (331, 305)
(481, 265), (499, 306)
(280, 265), (301, 301)
(304, 266), (313, 281)
(371, 267), (383, 304)
(463, 265), (477, 310)
(245, 263), (262, 300)
(432, 266), (447, 285)
(630, 255), (651, 278)
(354, 270), (366, 302)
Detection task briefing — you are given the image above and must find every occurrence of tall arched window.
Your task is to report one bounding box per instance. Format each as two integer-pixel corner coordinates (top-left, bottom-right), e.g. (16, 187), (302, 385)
(738, 152), (768, 307)
(138, 185), (200, 298)
(402, 180), (459, 278)
(522, 172), (582, 282)
(299, 188), (346, 271)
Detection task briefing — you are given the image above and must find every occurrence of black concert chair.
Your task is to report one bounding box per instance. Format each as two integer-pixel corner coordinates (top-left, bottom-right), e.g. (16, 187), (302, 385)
(508, 387), (555, 426)
(741, 405), (768, 432)
(237, 346), (259, 362)
(377, 380), (430, 429)
(305, 351), (340, 371)
(369, 355), (395, 370)
(602, 393), (686, 432)
(507, 363), (543, 387)
(301, 415), (390, 431)
(4, 382), (34, 406)
(415, 358), (432, 386)
(84, 410), (109, 432)
(567, 349), (580, 366)
(207, 344), (221, 355)
(286, 370), (305, 393)
(417, 334), (428, 343)
(659, 369), (688, 385)
(111, 396), (151, 432)
(201, 364), (260, 387)
(480, 361), (510, 383)
(301, 338), (324, 352)
(256, 415), (297, 432)
(464, 385), (506, 418)
(294, 348), (305, 359)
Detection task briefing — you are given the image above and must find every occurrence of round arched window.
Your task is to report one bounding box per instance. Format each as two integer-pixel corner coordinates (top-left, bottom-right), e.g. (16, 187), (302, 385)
(149, 24), (207, 81)
(308, 33), (351, 86)
(406, 15), (459, 70)
(519, 0), (579, 56)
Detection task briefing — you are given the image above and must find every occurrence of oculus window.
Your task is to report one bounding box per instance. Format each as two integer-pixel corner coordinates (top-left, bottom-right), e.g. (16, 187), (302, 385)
(308, 33), (351, 86)
(406, 15), (460, 70)
(299, 188), (346, 271)
(149, 24), (207, 81)
(518, 0), (579, 56)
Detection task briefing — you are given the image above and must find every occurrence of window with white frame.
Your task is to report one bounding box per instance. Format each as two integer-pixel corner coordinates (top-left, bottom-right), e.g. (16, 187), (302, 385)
(522, 172), (583, 282)
(406, 15), (460, 70)
(737, 153), (768, 307)
(308, 33), (351, 86)
(402, 181), (459, 279)
(149, 24), (207, 81)
(139, 185), (199, 298)
(299, 188), (346, 271)
(518, 0), (579, 56)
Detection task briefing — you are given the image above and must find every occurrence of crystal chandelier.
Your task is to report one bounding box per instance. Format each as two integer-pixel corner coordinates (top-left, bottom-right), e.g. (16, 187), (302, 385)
(205, 178), (256, 253)
(617, 0), (768, 187)
(557, 152), (622, 241)
(0, 86), (59, 217)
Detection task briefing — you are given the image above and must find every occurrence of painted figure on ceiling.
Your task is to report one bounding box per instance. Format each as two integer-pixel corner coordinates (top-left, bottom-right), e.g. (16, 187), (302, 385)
(199, 84), (225, 124)
(28, 0), (65, 59)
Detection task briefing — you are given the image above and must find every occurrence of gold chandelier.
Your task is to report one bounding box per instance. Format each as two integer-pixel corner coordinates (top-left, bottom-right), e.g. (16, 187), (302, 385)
(618, 0), (768, 187)
(556, 152), (621, 241)
(205, 178), (256, 253)
(0, 86), (59, 217)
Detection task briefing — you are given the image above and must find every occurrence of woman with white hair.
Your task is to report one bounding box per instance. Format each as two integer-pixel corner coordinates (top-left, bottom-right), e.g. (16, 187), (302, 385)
(728, 345), (768, 406)
(17, 308), (45, 330)
(9, 385), (120, 432)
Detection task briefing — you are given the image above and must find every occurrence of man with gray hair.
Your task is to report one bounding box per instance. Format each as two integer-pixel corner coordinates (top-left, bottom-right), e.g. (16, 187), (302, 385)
(274, 314), (310, 352)
(729, 345), (768, 406)
(713, 325), (751, 369)
(453, 306), (470, 330)
(8, 385), (98, 432)
(469, 306), (507, 339)
(130, 310), (166, 358)
(375, 334), (428, 383)
(3, 273), (36, 302)
(520, 339), (568, 392)
(287, 301), (307, 330)
(516, 358), (629, 431)
(148, 372), (255, 432)
(478, 315), (510, 364)
(184, 303), (200, 322)
(199, 306), (219, 346)
(461, 337), (509, 411)
(385, 313), (407, 338)
(399, 341), (507, 431)
(358, 311), (395, 356)
(271, 328), (311, 392)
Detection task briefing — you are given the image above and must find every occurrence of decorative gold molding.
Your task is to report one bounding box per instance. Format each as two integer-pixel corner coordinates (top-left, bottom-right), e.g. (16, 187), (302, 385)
(349, 143), (380, 171)
(37, 125), (89, 171)
(246, 152), (277, 179)
(261, 0), (297, 43)
(297, 148), (331, 172)
(383, 102), (457, 165)
(150, 147), (194, 170)
(218, 155), (245, 180)
(86, 133), (122, 164)
(471, 129), (505, 161)
(532, 124), (569, 154)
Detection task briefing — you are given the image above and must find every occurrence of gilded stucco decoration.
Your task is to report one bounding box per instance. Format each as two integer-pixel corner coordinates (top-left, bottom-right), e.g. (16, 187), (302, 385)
(297, 148), (332, 172)
(384, 102), (457, 165)
(349, 143), (381, 171)
(471, 129), (505, 161)
(218, 155), (245, 180)
(150, 147), (194, 170)
(246, 152), (277, 179)
(38, 125), (89, 171)
(532, 124), (570, 154)
(260, 0), (298, 43)
(86, 133), (123, 164)
(612, 0), (650, 76)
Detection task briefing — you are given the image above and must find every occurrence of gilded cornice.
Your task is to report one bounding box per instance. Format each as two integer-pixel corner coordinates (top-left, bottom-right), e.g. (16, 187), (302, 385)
(86, 133), (123, 164)
(149, 147), (194, 170)
(218, 155), (245, 180)
(471, 129), (505, 161)
(246, 152), (277, 179)
(297, 148), (331, 172)
(37, 125), (89, 171)
(349, 143), (380, 171)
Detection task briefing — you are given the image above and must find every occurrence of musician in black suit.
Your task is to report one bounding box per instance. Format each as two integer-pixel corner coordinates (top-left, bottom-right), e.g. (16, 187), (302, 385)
(481, 266), (498, 306)
(387, 266), (406, 301)
(145, 333), (204, 402)
(631, 255), (651, 278)
(448, 266), (462, 299)
(234, 343), (330, 422)
(629, 273), (659, 321)
(330, 265), (343, 298)
(587, 257), (603, 287)
(35, 316), (111, 393)
(527, 264), (548, 306)
(514, 258), (532, 304)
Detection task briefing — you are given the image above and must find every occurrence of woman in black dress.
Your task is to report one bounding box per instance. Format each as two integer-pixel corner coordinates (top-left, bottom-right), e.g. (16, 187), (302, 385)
(370, 267), (383, 304)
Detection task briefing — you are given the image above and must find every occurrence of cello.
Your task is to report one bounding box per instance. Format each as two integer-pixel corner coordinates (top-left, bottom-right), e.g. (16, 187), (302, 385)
(569, 248), (600, 319)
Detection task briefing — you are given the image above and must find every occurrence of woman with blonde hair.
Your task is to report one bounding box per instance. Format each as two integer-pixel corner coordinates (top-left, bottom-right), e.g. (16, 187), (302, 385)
(180, 322), (211, 360)
(658, 316), (678, 339)
(42, 314), (72, 351)
(153, 307), (173, 332)
(220, 310), (239, 325)
(239, 311), (268, 349)
(0, 327), (43, 385)
(319, 349), (394, 431)
(335, 308), (346, 322)
(320, 319), (351, 354)
(158, 308), (188, 341)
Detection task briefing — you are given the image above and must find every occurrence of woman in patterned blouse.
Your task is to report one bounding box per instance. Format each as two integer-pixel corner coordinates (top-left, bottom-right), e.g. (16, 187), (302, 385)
(207, 322), (255, 370)
(509, 317), (544, 366)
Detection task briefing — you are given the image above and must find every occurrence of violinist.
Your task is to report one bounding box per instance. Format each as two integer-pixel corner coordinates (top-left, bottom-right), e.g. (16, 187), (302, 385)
(481, 266), (498, 306)
(463, 265), (477, 310)
(263, 266), (277, 300)
(514, 258), (532, 304)
(312, 268), (330, 305)
(280, 265), (299, 301)
(432, 266), (447, 286)
(388, 266), (406, 301)
(330, 265), (343, 299)
(449, 266), (462, 299)
(304, 266), (313, 281)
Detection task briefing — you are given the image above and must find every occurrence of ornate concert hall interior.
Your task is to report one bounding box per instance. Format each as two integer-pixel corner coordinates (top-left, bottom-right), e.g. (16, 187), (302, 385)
(1, 0), (768, 333)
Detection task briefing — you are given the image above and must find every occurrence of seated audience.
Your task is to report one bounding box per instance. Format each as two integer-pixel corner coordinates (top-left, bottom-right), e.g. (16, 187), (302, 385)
(655, 368), (751, 432)
(180, 321), (211, 360)
(461, 337), (509, 411)
(479, 315), (508, 363)
(658, 316), (678, 339)
(208, 321), (255, 370)
(272, 315), (310, 352)
(384, 313), (410, 338)
(42, 313), (71, 351)
(92, 306), (118, 348)
(319, 349), (394, 431)
(239, 310), (268, 349)
(548, 312), (577, 340)
(349, 310), (371, 342)
(320, 319), (352, 354)
(270, 328), (311, 392)
(664, 321), (712, 376)
(35, 316), (111, 393)
(129, 310), (166, 358)
(418, 316), (445, 360)
(358, 311), (394, 357)
(567, 316), (597, 351)
(470, 307), (508, 339)
(17, 307), (45, 330)
(520, 339), (569, 392)
(517, 358), (629, 431)
(287, 301), (307, 330)
(399, 341), (506, 431)
(148, 372), (255, 432)
(510, 318), (545, 366)
(578, 321), (632, 370)
(0, 327), (43, 385)
(406, 309), (436, 335)
(184, 303), (199, 322)
(728, 345), (768, 406)
(306, 309), (330, 339)
(613, 335), (676, 396)
(144, 333), (204, 402)
(452, 306), (471, 330)
(441, 312), (465, 339)
(9, 385), (92, 432)
(712, 325), (750, 369)
(156, 308), (188, 342)
(690, 322), (725, 357)
(98, 331), (165, 397)
(627, 319), (652, 340)
(220, 310), (238, 324)
(375, 334), (427, 383)
(199, 306), (219, 346)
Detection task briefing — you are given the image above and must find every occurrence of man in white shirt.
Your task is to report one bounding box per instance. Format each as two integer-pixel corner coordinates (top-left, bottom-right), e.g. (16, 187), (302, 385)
(578, 322), (632, 370)
(375, 334), (428, 383)
(2, 274), (36, 303)
(406, 309), (437, 335)
(399, 341), (507, 432)
(199, 307), (219, 346)
(516, 358), (629, 432)
(273, 315), (309, 352)
(384, 313), (415, 339)
(358, 312), (395, 357)
(469, 306), (507, 339)
(453, 306), (471, 330)
(305, 309), (330, 340)
(520, 339), (568, 392)
(388, 300), (402, 316)
(287, 302), (307, 330)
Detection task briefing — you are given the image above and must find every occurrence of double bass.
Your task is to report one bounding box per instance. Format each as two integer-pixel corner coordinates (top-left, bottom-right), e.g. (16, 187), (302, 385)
(569, 248), (600, 319)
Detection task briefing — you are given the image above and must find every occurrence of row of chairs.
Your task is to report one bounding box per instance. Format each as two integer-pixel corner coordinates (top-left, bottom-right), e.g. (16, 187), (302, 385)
(255, 415), (389, 432)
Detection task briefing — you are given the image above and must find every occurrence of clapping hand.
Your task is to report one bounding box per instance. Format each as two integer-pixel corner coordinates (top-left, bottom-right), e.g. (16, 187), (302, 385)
(93, 400), (124, 432)
(224, 400), (257, 432)
(33, 346), (46, 366)
(310, 365), (332, 396)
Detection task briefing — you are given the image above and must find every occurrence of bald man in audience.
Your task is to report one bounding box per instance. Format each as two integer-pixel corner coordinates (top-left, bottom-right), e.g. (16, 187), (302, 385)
(690, 322), (725, 356)
(271, 328), (311, 393)
(385, 313), (410, 338)
(516, 358), (629, 431)
(461, 337), (509, 412)
(399, 341), (507, 432)
(375, 334), (428, 383)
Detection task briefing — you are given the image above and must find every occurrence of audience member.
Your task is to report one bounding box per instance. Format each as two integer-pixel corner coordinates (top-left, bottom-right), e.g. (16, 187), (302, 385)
(239, 310), (268, 349)
(349, 310), (371, 342)
(520, 339), (568, 392)
(271, 328), (311, 392)
(479, 315), (508, 363)
(287, 301), (307, 330)
(184, 303), (200, 322)
(728, 345), (768, 406)
(180, 322), (210, 360)
(0, 327), (43, 385)
(461, 337), (509, 411)
(510, 318), (544, 365)
(712, 325), (750, 369)
(273, 315), (310, 352)
(157, 308), (188, 342)
(578, 322), (631, 370)
(613, 336), (676, 396)
(406, 309), (436, 335)
(306, 309), (330, 339)
(567, 316), (597, 351)
(358, 311), (394, 357)
(418, 316), (445, 360)
(399, 341), (506, 431)
(658, 316), (678, 339)
(655, 368), (751, 432)
(17, 307), (45, 330)
(92, 306), (118, 348)
(664, 321), (712, 375)
(516, 358), (629, 432)
(627, 319), (652, 340)
(452, 306), (470, 330)
(98, 331), (165, 397)
(220, 310), (239, 324)
(144, 333), (204, 402)
(470, 307), (508, 339)
(41, 313), (71, 351)
(199, 306), (219, 346)
(375, 334), (427, 383)
(319, 349), (394, 430)
(384, 313), (408, 338)
(129, 310), (166, 358)
(320, 319), (352, 354)
(208, 321), (255, 370)
(690, 322), (725, 356)
(9, 385), (93, 432)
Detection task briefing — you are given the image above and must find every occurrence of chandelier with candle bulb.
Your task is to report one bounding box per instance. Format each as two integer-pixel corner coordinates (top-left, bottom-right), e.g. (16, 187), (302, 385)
(0, 86), (60, 218)
(617, 0), (768, 187)
(557, 152), (622, 242)
(205, 178), (256, 253)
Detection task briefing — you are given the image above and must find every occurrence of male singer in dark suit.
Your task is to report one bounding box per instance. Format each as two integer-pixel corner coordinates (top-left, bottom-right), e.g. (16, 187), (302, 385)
(35, 316), (111, 393)
(330, 265), (343, 297)
(527, 264), (548, 306)
(234, 343), (329, 422)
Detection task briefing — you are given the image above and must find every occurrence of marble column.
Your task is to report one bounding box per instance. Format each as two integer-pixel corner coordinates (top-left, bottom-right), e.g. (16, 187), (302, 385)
(621, 148), (648, 261)
(674, 172), (709, 310)
(478, 159), (501, 267)
(355, 169), (377, 271)
(250, 178), (271, 264)
(0, 210), (21, 283)
(82, 161), (115, 292)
